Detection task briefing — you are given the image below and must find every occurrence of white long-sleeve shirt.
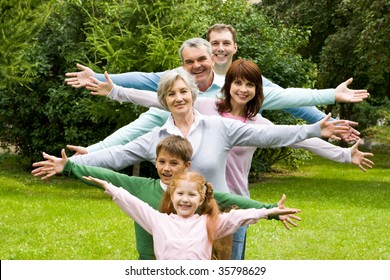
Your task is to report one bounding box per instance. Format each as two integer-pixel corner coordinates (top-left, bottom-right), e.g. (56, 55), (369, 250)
(71, 110), (321, 193)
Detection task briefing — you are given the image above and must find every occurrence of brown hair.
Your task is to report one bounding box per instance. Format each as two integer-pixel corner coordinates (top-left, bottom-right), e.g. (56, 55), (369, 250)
(206, 24), (237, 44)
(160, 171), (221, 243)
(217, 59), (264, 120)
(156, 135), (193, 163)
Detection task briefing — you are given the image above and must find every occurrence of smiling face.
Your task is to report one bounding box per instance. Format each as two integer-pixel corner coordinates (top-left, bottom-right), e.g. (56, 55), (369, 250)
(181, 45), (214, 91)
(155, 149), (190, 185)
(171, 179), (204, 218)
(209, 29), (237, 68)
(229, 77), (256, 110)
(165, 78), (194, 116)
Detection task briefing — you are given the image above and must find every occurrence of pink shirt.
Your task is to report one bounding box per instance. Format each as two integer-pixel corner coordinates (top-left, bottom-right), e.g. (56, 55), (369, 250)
(106, 184), (268, 260)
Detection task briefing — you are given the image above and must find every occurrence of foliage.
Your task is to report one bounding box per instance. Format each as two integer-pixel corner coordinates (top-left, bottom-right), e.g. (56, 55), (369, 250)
(259, 0), (342, 64)
(260, 0), (390, 129)
(0, 0), (51, 88)
(0, 0), (129, 161)
(361, 101), (390, 151)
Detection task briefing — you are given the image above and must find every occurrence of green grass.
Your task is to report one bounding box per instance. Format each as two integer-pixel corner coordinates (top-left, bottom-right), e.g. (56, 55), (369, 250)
(0, 149), (389, 260)
(246, 149), (390, 260)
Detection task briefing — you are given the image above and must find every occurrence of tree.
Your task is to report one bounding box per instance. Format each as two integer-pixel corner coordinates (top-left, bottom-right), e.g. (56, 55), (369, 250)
(259, 0), (390, 132)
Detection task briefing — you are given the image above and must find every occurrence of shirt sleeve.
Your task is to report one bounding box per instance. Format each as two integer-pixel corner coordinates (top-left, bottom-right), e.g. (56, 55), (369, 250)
(291, 138), (351, 163)
(107, 85), (164, 109)
(262, 87), (335, 110)
(105, 184), (162, 235)
(216, 208), (269, 237)
(218, 116), (322, 149)
(73, 130), (158, 170)
(252, 116), (351, 163)
(86, 108), (168, 153)
(94, 71), (165, 91)
(62, 160), (154, 194)
(214, 191), (277, 210)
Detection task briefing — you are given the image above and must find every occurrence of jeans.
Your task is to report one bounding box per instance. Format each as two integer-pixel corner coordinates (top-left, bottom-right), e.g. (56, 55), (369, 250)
(231, 225), (248, 260)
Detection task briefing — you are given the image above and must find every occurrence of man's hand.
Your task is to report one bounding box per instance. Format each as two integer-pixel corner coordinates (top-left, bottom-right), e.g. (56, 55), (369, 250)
(31, 149), (68, 180)
(65, 63), (95, 88)
(335, 78), (370, 103)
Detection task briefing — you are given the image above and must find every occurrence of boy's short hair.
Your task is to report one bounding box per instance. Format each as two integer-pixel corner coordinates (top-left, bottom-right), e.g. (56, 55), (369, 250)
(156, 135), (193, 163)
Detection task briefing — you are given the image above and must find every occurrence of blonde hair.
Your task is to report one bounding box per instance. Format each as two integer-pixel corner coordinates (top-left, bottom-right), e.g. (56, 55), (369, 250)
(157, 68), (199, 110)
(160, 171), (220, 243)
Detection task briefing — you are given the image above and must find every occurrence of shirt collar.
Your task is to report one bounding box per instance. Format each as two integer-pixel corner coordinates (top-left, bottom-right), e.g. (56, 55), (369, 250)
(159, 180), (167, 191)
(161, 109), (205, 136)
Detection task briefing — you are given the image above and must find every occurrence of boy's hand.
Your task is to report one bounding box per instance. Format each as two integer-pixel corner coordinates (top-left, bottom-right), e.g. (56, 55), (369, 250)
(31, 149), (68, 180)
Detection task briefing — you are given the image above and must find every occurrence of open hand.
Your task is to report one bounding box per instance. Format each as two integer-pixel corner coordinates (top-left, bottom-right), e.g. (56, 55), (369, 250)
(350, 139), (374, 172)
(335, 78), (370, 103)
(320, 113), (350, 141)
(82, 176), (110, 190)
(31, 149), (68, 180)
(65, 63), (94, 88)
(85, 71), (113, 96)
(276, 194), (302, 230)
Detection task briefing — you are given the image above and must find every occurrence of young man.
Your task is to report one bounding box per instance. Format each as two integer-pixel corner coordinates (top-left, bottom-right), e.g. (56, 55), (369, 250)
(32, 135), (300, 260)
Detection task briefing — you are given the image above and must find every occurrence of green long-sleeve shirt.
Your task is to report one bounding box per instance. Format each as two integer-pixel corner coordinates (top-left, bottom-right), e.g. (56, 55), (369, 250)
(63, 160), (278, 259)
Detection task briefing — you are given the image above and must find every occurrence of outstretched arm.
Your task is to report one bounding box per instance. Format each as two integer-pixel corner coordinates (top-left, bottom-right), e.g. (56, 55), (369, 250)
(65, 63), (164, 91)
(261, 78), (369, 110)
(85, 72), (164, 109)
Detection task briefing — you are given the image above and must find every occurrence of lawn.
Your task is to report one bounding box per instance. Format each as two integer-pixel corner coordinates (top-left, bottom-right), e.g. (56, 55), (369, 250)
(0, 148), (389, 260)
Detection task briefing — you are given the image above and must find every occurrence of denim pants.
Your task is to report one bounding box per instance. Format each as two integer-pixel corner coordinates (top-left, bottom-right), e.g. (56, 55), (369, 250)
(231, 225), (248, 260)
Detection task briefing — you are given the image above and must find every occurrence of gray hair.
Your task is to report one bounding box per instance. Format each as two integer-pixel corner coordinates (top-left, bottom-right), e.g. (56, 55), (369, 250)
(157, 68), (199, 110)
(178, 38), (212, 62)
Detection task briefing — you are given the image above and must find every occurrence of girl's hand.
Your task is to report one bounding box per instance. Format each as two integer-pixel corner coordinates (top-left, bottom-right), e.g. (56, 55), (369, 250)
(82, 176), (111, 190)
